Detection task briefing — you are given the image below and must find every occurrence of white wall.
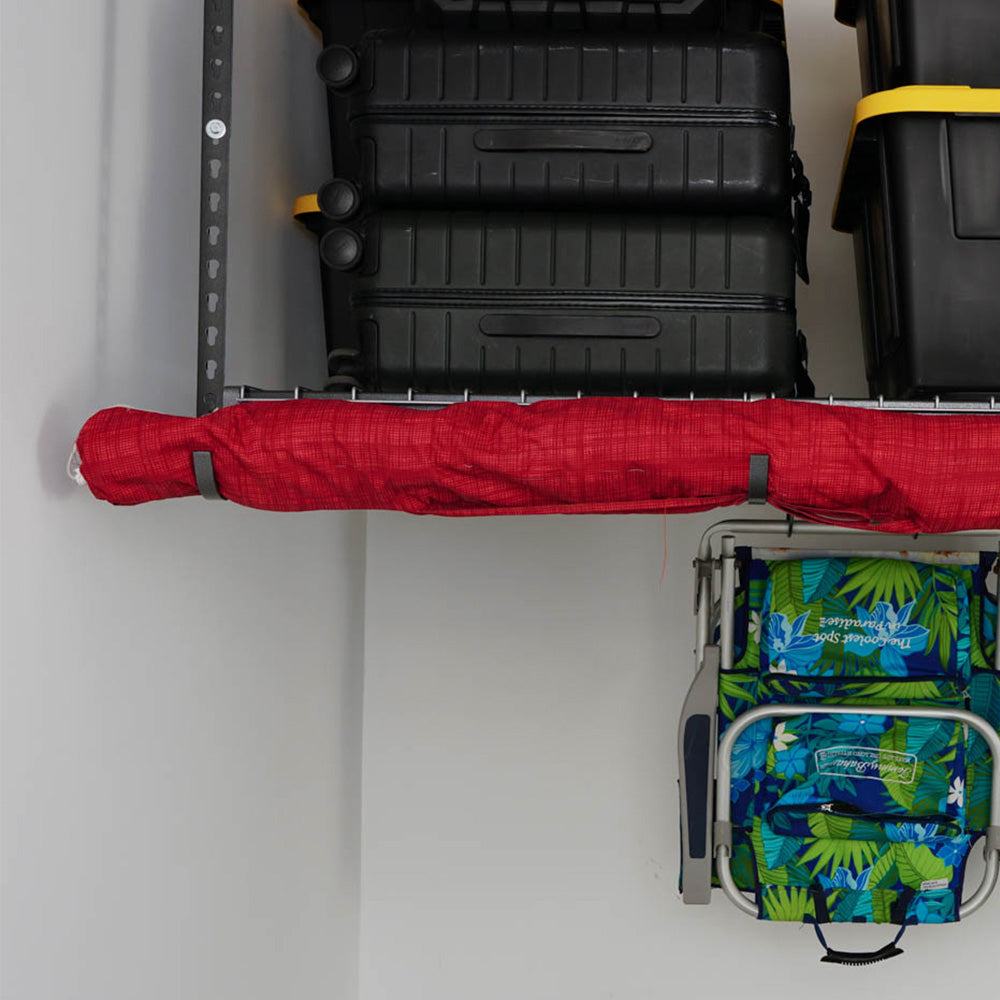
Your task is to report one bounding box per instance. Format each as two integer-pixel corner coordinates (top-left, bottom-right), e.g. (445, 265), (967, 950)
(359, 7), (999, 999)
(1, 3), (366, 1000)
(4, 3), (997, 1000)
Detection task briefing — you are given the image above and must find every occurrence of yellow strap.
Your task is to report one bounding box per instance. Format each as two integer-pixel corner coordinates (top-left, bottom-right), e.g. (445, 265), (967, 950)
(294, 193), (320, 218)
(834, 86), (1000, 230)
(852, 85), (1000, 138)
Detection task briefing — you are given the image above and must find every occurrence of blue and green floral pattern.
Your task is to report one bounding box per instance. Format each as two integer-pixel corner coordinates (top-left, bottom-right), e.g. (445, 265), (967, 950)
(760, 714), (966, 840)
(713, 554), (1000, 927)
(759, 558), (970, 679)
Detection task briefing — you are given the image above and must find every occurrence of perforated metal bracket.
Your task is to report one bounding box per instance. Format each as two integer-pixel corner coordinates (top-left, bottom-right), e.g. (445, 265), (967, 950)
(196, 0), (233, 416)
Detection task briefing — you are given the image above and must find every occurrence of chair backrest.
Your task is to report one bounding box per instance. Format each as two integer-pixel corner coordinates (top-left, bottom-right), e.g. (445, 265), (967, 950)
(721, 554), (1000, 928)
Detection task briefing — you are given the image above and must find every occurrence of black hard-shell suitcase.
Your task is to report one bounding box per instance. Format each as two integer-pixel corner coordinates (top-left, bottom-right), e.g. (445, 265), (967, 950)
(836, 0), (1000, 94)
(321, 29), (794, 213)
(301, 0), (787, 184)
(295, 201), (799, 396)
(834, 87), (1000, 398)
(425, 0), (785, 33)
(300, 0), (785, 42)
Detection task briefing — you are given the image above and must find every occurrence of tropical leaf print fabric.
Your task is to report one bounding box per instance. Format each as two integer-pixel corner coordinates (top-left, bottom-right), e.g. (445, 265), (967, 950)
(759, 558), (970, 679)
(714, 553), (1000, 926)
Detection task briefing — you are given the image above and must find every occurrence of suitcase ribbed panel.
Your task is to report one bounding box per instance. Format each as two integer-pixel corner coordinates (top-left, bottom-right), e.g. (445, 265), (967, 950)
(332, 211), (798, 395)
(348, 31), (791, 211)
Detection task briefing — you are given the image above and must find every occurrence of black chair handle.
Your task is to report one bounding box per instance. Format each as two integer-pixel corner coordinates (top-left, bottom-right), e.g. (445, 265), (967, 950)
(813, 922), (907, 966)
(820, 942), (905, 967)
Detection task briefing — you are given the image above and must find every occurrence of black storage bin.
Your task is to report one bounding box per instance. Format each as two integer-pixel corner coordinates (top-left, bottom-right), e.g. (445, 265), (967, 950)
(836, 0), (1000, 94)
(320, 29), (794, 213)
(834, 86), (1000, 399)
(295, 200), (799, 396)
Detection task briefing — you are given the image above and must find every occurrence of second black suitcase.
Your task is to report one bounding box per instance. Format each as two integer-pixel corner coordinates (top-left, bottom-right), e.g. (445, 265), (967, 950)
(295, 201), (800, 396)
(319, 29), (794, 213)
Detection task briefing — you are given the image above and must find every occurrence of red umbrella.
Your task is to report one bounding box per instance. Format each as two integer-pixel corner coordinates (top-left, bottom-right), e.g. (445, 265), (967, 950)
(73, 398), (1000, 533)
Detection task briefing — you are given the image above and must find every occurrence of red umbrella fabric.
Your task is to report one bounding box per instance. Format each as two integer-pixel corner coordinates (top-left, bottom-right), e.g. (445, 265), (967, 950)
(73, 398), (1000, 532)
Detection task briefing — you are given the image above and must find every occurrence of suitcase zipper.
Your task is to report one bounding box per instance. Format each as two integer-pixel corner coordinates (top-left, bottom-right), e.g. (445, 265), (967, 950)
(356, 106), (784, 128)
(355, 289), (795, 313)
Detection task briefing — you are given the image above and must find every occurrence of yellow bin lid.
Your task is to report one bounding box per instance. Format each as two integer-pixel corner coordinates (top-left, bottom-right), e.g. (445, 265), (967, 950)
(833, 85), (1000, 232)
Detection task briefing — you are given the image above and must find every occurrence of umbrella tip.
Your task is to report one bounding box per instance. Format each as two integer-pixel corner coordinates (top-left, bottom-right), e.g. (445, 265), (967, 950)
(66, 446), (86, 487)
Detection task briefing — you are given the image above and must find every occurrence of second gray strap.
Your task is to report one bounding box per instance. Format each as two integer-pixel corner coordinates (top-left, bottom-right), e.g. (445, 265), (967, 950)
(748, 454), (770, 506)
